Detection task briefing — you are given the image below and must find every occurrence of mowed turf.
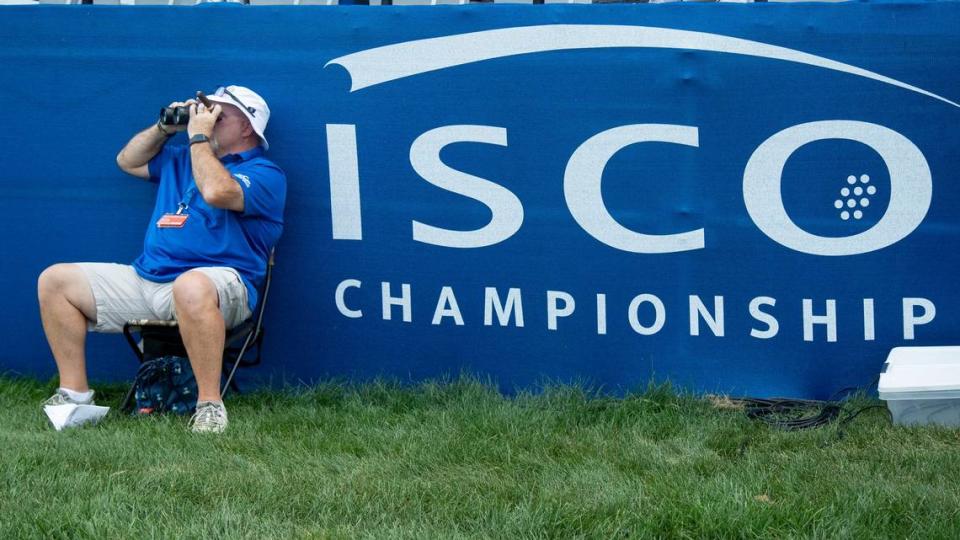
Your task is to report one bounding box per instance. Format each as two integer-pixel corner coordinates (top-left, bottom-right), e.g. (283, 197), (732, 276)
(1, 375), (958, 539)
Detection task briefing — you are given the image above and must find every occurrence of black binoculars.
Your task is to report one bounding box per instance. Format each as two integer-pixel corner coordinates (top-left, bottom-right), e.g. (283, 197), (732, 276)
(159, 105), (190, 126)
(159, 92), (213, 126)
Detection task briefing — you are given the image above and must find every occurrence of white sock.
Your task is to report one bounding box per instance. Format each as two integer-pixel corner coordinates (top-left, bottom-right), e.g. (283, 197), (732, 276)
(59, 387), (94, 403)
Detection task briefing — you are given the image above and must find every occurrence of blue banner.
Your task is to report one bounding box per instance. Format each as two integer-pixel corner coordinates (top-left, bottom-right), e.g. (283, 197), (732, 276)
(2, 3), (959, 398)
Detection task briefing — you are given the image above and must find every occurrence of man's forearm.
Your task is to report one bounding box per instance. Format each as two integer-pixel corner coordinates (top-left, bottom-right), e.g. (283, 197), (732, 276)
(190, 143), (244, 211)
(117, 124), (170, 170)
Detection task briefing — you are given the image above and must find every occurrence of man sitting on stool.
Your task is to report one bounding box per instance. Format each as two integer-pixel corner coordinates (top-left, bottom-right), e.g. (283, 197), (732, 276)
(37, 85), (286, 434)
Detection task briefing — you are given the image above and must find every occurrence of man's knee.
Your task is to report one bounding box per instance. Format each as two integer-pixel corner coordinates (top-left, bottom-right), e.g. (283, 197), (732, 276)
(39, 264), (88, 301)
(172, 271), (219, 317)
(38, 263), (96, 320)
(39, 264), (74, 295)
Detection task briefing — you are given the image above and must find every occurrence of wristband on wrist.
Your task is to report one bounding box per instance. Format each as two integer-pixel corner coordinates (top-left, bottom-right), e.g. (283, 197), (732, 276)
(189, 134), (211, 146)
(156, 121), (175, 137)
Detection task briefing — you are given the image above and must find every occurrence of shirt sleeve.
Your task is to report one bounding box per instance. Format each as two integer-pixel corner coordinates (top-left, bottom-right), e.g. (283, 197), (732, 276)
(230, 161), (287, 221)
(148, 144), (187, 184)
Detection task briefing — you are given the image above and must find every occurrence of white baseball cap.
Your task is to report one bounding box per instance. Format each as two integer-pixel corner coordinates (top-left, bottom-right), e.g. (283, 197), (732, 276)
(207, 85), (271, 150)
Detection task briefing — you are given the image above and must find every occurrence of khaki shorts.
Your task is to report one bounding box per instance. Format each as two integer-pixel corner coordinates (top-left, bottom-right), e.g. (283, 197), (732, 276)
(76, 263), (252, 333)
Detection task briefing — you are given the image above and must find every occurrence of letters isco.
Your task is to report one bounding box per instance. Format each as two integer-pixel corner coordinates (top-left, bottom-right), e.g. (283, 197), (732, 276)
(326, 120), (931, 256)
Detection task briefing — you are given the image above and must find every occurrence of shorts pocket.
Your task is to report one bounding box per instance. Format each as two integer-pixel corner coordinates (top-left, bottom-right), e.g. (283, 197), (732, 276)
(223, 273), (250, 328)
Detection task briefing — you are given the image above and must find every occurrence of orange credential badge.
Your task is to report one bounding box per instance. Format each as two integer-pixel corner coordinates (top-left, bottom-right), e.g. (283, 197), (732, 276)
(156, 213), (189, 228)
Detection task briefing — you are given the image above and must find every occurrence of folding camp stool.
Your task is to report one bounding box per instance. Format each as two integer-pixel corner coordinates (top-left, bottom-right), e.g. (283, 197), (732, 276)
(119, 249), (275, 411)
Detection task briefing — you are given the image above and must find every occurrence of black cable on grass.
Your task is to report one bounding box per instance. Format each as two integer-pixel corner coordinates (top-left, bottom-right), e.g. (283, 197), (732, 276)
(740, 374), (888, 432)
(741, 398), (843, 430)
(835, 404), (893, 438)
(827, 374), (882, 403)
(740, 398), (891, 433)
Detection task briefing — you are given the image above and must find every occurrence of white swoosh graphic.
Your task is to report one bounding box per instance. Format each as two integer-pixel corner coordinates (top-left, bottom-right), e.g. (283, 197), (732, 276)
(326, 24), (958, 108)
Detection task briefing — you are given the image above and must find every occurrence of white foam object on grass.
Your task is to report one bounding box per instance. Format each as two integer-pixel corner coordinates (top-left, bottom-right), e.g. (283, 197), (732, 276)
(44, 404), (110, 431)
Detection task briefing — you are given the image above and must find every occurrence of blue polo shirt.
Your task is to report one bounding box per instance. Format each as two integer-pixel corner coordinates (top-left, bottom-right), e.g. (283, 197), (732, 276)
(133, 144), (286, 311)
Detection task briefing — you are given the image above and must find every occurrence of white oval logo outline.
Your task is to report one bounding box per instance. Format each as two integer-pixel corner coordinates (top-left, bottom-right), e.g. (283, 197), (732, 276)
(743, 120), (933, 256)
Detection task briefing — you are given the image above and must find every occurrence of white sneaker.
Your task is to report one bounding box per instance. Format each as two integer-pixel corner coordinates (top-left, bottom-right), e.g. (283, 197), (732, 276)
(189, 401), (229, 434)
(42, 389), (95, 408)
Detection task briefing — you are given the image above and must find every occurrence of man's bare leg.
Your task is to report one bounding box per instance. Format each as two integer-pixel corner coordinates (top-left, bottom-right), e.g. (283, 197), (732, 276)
(37, 264), (97, 392)
(172, 271), (225, 403)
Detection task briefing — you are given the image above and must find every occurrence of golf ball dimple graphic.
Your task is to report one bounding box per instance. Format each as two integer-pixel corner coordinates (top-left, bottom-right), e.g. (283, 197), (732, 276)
(837, 174), (877, 222)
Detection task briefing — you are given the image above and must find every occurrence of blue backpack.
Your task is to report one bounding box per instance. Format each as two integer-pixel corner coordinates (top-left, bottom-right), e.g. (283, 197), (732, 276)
(132, 355), (198, 415)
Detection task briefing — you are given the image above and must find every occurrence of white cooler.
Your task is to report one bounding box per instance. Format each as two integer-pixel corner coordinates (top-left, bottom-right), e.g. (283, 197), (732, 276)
(878, 346), (960, 427)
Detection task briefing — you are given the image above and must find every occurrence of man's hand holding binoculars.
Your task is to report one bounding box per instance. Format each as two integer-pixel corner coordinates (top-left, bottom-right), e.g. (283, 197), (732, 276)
(158, 92), (220, 138)
(187, 101), (222, 140)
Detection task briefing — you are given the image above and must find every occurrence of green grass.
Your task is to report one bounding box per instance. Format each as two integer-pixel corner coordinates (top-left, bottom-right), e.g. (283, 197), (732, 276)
(1, 375), (959, 539)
